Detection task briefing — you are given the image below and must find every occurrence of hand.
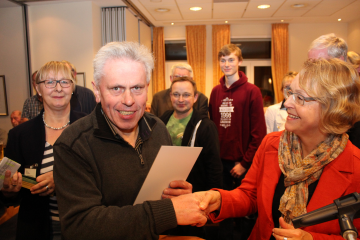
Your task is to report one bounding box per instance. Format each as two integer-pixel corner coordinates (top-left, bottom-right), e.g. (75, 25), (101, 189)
(30, 171), (55, 196)
(272, 217), (313, 240)
(197, 190), (222, 215)
(230, 162), (246, 178)
(171, 193), (207, 227)
(1, 170), (22, 198)
(162, 180), (192, 199)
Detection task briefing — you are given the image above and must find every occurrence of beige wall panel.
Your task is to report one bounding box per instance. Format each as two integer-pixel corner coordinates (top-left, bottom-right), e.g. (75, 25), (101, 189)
(0, 6), (28, 134)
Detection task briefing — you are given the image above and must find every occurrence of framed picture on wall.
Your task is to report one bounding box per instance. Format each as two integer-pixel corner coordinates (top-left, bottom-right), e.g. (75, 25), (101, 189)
(76, 72), (86, 87)
(0, 75), (8, 116)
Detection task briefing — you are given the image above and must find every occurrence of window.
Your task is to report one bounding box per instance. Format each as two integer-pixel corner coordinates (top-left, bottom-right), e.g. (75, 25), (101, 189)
(165, 40), (187, 61)
(233, 38), (274, 106)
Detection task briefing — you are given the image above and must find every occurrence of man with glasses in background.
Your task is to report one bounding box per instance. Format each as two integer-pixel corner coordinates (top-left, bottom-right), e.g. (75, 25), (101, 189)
(160, 76), (222, 238)
(151, 63), (208, 117)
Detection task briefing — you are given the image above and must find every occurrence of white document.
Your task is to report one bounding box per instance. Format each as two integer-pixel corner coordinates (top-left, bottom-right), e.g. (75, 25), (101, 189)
(0, 157), (21, 187)
(134, 146), (202, 205)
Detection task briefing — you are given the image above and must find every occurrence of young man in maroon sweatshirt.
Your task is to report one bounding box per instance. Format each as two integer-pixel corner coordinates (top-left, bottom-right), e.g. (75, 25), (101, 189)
(209, 44), (266, 239)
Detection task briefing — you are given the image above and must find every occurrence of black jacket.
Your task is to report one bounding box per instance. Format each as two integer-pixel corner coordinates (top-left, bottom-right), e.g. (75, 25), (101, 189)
(160, 109), (223, 192)
(2, 109), (85, 240)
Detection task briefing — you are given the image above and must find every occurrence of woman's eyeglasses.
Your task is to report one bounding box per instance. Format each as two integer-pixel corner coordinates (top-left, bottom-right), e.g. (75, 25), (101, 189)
(284, 89), (317, 106)
(38, 79), (73, 88)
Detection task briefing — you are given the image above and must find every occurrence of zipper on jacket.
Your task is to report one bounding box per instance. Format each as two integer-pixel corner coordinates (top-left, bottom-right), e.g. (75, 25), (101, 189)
(139, 153), (144, 165)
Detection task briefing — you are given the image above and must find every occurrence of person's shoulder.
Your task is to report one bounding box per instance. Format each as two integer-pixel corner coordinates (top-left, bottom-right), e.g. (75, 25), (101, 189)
(57, 112), (94, 146)
(266, 103), (281, 114)
(8, 114), (41, 136)
(261, 131), (282, 150)
(153, 89), (169, 99)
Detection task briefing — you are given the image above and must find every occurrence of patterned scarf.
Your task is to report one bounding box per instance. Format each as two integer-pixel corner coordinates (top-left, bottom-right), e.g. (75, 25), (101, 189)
(278, 130), (348, 224)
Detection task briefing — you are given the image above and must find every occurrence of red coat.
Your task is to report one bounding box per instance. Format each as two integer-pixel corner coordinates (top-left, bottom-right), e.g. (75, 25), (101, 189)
(210, 131), (360, 240)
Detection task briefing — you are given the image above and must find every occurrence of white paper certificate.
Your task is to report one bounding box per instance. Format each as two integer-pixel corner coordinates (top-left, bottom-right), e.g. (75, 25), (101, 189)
(134, 146), (202, 205)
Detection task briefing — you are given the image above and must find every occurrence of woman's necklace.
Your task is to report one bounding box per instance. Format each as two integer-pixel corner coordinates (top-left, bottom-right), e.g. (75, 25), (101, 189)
(42, 112), (70, 130)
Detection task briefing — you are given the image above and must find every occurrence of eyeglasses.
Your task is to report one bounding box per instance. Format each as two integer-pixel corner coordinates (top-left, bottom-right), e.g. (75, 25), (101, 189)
(171, 93), (193, 99)
(38, 79), (73, 88)
(284, 89), (317, 106)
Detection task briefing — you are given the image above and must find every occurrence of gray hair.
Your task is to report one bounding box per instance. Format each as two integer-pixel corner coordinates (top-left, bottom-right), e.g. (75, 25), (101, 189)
(171, 63), (193, 78)
(309, 33), (348, 61)
(93, 42), (154, 85)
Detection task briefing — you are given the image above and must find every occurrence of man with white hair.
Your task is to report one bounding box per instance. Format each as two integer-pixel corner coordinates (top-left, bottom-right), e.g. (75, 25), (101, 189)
(151, 63), (208, 117)
(308, 33), (347, 61)
(53, 42), (206, 240)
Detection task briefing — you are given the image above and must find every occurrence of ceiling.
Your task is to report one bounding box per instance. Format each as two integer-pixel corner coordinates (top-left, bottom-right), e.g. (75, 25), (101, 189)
(1, 0), (360, 26)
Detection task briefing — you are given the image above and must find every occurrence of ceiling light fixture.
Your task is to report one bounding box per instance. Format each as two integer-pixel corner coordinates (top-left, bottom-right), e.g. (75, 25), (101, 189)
(281, 20), (284, 22)
(292, 3), (306, 8)
(257, 5), (270, 9)
(338, 18), (342, 21)
(190, 7), (202, 11)
(225, 20), (228, 23)
(171, 23), (174, 25)
(156, 8), (169, 12)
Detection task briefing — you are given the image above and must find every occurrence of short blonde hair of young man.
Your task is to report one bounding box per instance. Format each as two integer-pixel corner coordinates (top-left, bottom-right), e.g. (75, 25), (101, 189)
(308, 33), (348, 61)
(36, 61), (75, 91)
(347, 51), (360, 69)
(281, 71), (298, 91)
(170, 76), (197, 95)
(218, 44), (243, 61)
(298, 58), (360, 135)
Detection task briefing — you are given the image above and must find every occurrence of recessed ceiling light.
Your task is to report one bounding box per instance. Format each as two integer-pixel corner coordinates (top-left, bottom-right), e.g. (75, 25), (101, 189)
(190, 7), (202, 11)
(338, 18), (342, 21)
(258, 5), (270, 9)
(225, 21), (228, 23)
(171, 23), (174, 25)
(292, 3), (306, 8)
(281, 20), (284, 22)
(156, 8), (169, 12)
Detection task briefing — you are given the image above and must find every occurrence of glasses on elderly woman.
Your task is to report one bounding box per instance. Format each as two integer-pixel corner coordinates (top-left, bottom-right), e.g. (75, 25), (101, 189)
(38, 79), (73, 88)
(284, 89), (317, 106)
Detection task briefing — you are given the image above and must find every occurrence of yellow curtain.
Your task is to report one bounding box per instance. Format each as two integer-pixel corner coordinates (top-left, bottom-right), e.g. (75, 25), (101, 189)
(186, 25), (206, 94)
(212, 25), (230, 87)
(152, 27), (166, 94)
(271, 23), (289, 103)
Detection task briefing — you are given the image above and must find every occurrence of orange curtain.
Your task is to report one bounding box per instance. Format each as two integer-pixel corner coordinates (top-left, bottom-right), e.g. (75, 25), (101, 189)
(152, 27), (166, 94)
(186, 25), (206, 94)
(212, 25), (230, 87)
(271, 23), (289, 103)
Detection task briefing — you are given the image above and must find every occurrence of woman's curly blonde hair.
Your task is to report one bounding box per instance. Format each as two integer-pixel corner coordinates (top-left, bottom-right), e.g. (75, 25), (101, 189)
(299, 58), (360, 135)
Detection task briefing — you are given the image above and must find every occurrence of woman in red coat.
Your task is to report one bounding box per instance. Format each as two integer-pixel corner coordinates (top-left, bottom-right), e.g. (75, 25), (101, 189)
(195, 58), (360, 240)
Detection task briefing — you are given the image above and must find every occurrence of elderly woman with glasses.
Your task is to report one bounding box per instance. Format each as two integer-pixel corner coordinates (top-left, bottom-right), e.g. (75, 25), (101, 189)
(188, 58), (360, 240)
(0, 61), (85, 240)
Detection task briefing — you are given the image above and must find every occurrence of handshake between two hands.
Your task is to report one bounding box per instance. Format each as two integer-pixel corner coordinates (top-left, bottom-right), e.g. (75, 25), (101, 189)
(161, 180), (222, 227)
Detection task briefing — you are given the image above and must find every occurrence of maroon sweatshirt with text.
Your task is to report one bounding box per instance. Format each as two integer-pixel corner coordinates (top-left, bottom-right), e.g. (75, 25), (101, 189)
(209, 71), (266, 169)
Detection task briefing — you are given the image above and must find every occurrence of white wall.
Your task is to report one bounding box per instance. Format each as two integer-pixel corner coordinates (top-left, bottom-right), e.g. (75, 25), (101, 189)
(125, 8), (139, 43)
(28, 1), (101, 89)
(164, 22), (353, 98)
(0, 6), (28, 134)
(348, 19), (360, 53)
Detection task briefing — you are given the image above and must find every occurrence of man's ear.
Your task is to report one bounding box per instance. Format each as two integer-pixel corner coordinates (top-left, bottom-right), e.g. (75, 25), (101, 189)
(92, 81), (101, 103)
(238, 60), (243, 66)
(194, 93), (199, 103)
